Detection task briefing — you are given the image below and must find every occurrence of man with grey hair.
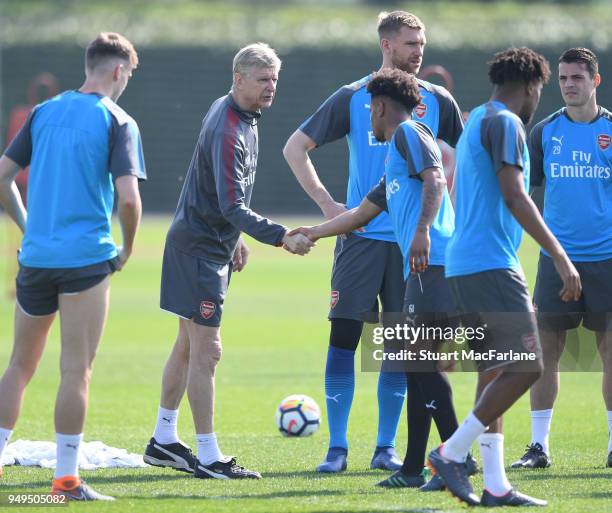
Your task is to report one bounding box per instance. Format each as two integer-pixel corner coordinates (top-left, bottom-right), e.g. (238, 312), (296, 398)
(233, 42), (281, 76)
(144, 42), (312, 480)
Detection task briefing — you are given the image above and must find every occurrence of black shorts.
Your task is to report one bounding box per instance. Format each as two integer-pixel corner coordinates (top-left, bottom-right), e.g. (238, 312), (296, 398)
(329, 234), (404, 322)
(403, 265), (459, 326)
(396, 265), (460, 372)
(448, 269), (542, 372)
(16, 257), (119, 316)
(534, 254), (612, 332)
(160, 243), (232, 327)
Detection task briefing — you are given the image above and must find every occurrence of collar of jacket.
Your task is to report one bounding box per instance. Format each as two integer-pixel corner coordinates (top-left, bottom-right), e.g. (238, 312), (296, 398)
(228, 93), (261, 125)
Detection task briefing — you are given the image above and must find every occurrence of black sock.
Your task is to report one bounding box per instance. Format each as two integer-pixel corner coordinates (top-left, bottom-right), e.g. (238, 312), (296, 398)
(416, 372), (459, 442)
(401, 373), (432, 475)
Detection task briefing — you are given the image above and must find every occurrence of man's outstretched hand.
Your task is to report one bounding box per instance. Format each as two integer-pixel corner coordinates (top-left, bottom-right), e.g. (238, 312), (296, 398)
(287, 226), (319, 243)
(282, 232), (315, 255)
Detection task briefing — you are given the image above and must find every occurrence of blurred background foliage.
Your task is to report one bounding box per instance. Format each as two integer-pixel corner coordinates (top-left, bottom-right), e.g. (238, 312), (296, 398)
(1, 0), (610, 51)
(1, 0), (609, 214)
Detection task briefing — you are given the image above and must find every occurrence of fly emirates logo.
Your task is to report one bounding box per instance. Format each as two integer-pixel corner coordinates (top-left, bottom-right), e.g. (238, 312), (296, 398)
(550, 150), (610, 180)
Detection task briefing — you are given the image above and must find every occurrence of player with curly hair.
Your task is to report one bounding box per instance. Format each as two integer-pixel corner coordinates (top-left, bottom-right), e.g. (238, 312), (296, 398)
(428, 47), (582, 507)
(283, 10), (464, 475)
(290, 68), (478, 489)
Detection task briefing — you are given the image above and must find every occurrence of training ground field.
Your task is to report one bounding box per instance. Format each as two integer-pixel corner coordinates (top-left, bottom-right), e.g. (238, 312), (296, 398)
(0, 216), (609, 512)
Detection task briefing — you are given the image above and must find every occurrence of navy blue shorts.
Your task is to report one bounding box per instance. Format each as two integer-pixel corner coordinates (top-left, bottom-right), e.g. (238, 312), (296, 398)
(16, 257), (119, 316)
(534, 254), (612, 332)
(448, 269), (542, 372)
(403, 265), (459, 327)
(329, 233), (404, 322)
(160, 243), (232, 327)
(371, 265), (459, 373)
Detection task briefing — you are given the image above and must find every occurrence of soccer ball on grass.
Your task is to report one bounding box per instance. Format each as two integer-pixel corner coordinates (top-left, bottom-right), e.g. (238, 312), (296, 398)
(275, 394), (321, 437)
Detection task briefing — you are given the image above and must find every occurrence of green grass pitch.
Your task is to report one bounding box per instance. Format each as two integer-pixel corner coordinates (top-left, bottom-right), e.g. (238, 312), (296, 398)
(0, 215), (609, 512)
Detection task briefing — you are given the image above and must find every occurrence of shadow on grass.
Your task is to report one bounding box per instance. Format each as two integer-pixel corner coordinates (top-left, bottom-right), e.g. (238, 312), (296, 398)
(8, 468), (391, 489)
(247, 506), (449, 513)
(121, 489), (347, 500)
(86, 469), (382, 483)
(12, 472), (187, 488)
(263, 470), (382, 478)
(567, 491), (612, 499)
(85, 473), (190, 484)
(1, 481), (51, 489)
(282, 510), (446, 513)
(508, 470), (611, 481)
(3, 474), (184, 491)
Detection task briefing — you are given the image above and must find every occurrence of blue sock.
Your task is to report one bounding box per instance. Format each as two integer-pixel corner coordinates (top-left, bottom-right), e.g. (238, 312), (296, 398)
(376, 371), (407, 448)
(324, 346), (355, 450)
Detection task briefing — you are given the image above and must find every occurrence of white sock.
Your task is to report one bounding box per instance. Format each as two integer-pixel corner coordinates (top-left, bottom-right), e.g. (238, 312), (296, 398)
(0, 427), (13, 461)
(531, 409), (553, 455)
(152, 407), (179, 444)
(607, 411), (612, 453)
(442, 412), (486, 463)
(479, 433), (512, 496)
(54, 433), (83, 479)
(196, 433), (223, 465)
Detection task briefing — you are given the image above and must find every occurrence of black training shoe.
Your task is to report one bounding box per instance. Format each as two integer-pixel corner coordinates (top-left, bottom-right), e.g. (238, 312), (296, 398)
(194, 456), (262, 479)
(420, 454), (475, 492)
(143, 437), (197, 473)
(370, 446), (403, 471)
(481, 488), (548, 507)
(466, 452), (479, 476)
(607, 451), (612, 468)
(510, 443), (551, 469)
(316, 447), (348, 473)
(420, 473), (446, 492)
(428, 446), (480, 506)
(376, 470), (425, 488)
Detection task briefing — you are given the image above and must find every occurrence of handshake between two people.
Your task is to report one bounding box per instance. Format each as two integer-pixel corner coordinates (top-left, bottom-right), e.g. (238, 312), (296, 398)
(282, 206), (367, 257)
(281, 214), (345, 255)
(282, 198), (381, 257)
(281, 199), (431, 274)
(283, 223), (367, 255)
(281, 230), (316, 255)
(282, 200), (376, 259)
(281, 199), (355, 256)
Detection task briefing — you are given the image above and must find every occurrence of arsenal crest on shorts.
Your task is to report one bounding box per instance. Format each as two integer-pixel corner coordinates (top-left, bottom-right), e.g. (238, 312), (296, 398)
(521, 332), (538, 352)
(597, 134), (611, 150)
(414, 103), (427, 119)
(200, 300), (216, 320)
(330, 290), (339, 309)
